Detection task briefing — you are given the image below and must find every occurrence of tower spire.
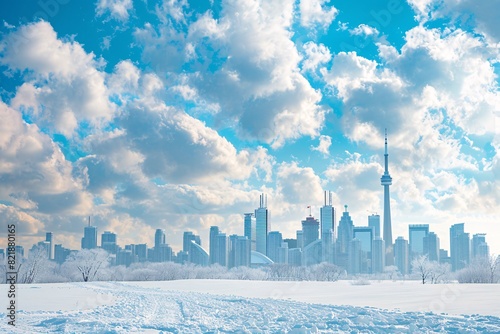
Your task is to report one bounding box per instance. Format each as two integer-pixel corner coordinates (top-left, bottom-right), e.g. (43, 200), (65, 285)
(381, 129), (393, 266)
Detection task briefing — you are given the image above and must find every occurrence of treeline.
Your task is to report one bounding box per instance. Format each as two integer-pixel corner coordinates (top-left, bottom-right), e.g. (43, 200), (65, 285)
(1, 246), (498, 284)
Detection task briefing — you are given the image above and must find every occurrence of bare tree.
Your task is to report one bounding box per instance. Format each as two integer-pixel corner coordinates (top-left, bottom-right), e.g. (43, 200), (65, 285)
(411, 255), (432, 284)
(18, 245), (51, 284)
(457, 255), (500, 284)
(64, 249), (110, 282)
(429, 262), (451, 284)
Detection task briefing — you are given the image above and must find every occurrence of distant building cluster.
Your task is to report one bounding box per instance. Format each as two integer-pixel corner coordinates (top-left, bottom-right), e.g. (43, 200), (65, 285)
(0, 133), (491, 274)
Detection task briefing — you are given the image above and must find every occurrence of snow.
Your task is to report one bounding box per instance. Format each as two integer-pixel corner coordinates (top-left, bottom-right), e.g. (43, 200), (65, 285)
(1, 280), (500, 333)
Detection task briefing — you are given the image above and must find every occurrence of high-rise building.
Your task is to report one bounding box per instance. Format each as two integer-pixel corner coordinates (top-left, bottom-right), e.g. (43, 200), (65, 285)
(154, 229), (166, 249)
(450, 223), (470, 271)
(183, 232), (195, 253)
(188, 240), (209, 266)
(409, 224), (429, 261)
(296, 230), (303, 249)
(283, 238), (297, 249)
(82, 218), (97, 250)
(372, 237), (385, 273)
(116, 249), (134, 266)
(216, 233), (228, 267)
(321, 228), (335, 264)
(394, 236), (409, 275)
(423, 232), (440, 262)
(471, 233), (489, 260)
(244, 213), (257, 251)
(54, 244), (71, 264)
(278, 242), (289, 264)
(320, 191), (335, 238)
(353, 226), (374, 274)
(368, 214), (380, 238)
(255, 193), (270, 256)
(228, 235), (251, 268)
(302, 216), (319, 248)
(154, 229), (170, 262)
(267, 231), (283, 263)
(348, 238), (362, 275)
(45, 232), (53, 260)
(337, 205), (354, 254)
(101, 231), (118, 254)
(288, 248), (302, 266)
(135, 244), (148, 262)
(303, 239), (322, 266)
(209, 226), (220, 264)
(381, 130), (394, 266)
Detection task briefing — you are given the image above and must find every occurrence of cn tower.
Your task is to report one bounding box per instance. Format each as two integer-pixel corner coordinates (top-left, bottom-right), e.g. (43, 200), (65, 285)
(381, 129), (394, 266)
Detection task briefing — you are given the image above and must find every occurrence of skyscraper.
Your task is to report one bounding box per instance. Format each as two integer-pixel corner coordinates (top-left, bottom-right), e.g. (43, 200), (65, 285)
(255, 193), (270, 256)
(216, 233), (228, 267)
(372, 237), (385, 273)
(82, 218), (97, 250)
(45, 232), (53, 260)
(101, 231), (118, 254)
(228, 235), (251, 268)
(450, 223), (470, 271)
(394, 236), (409, 275)
(154, 229), (168, 262)
(209, 226), (220, 264)
(188, 241), (209, 266)
(471, 234), (489, 260)
(423, 231), (440, 262)
(381, 129), (394, 265)
(368, 214), (380, 238)
(320, 191), (335, 238)
(244, 213), (256, 251)
(267, 231), (283, 263)
(337, 205), (354, 254)
(353, 226), (374, 274)
(409, 224), (429, 261)
(302, 216), (319, 248)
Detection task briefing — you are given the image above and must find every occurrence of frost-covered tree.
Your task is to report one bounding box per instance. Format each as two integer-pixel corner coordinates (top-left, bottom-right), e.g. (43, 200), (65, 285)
(428, 262), (451, 284)
(18, 245), (52, 284)
(411, 255), (432, 284)
(309, 263), (345, 281)
(383, 265), (399, 280)
(63, 249), (110, 282)
(457, 255), (500, 284)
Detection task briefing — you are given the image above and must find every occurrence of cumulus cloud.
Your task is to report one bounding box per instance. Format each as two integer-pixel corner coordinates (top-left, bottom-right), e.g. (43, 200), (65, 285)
(1, 21), (115, 136)
(134, 0), (327, 147)
(299, 0), (338, 30)
(301, 41), (332, 74)
(349, 24), (379, 37)
(312, 135), (332, 156)
(0, 101), (92, 215)
(277, 162), (323, 205)
(96, 0), (133, 21)
(408, 0), (500, 43)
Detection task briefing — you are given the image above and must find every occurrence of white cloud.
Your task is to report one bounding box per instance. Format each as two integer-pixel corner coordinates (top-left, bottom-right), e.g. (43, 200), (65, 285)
(0, 101), (93, 215)
(1, 21), (115, 136)
(408, 0), (500, 43)
(96, 0), (133, 22)
(301, 41), (332, 73)
(349, 24), (379, 37)
(299, 0), (338, 30)
(312, 135), (332, 156)
(277, 162), (323, 205)
(179, 0), (327, 147)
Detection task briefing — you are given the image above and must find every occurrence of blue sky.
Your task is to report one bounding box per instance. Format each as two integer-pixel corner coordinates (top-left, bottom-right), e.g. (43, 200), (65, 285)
(0, 0), (499, 256)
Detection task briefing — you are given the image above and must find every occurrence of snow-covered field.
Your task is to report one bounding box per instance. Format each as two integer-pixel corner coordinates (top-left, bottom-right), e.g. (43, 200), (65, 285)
(1, 279), (500, 333)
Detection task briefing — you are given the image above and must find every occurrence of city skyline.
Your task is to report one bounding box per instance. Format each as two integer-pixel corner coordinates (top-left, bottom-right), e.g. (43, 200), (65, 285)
(0, 1), (499, 257)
